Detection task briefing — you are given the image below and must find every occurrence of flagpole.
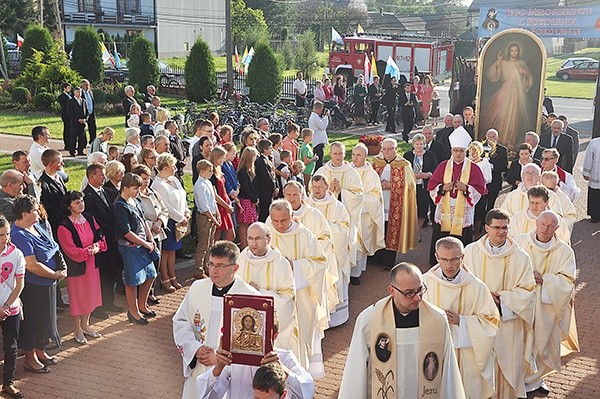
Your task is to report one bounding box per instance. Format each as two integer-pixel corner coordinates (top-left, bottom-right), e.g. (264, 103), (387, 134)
(225, 0), (234, 95)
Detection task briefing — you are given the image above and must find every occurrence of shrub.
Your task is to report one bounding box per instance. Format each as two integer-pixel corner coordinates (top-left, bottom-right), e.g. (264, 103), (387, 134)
(185, 38), (216, 102)
(92, 88), (107, 104)
(11, 87), (31, 104)
(21, 24), (54, 68)
(106, 93), (121, 104)
(128, 36), (159, 90)
(33, 92), (56, 110)
(358, 134), (384, 146)
(246, 42), (282, 104)
(71, 26), (104, 83)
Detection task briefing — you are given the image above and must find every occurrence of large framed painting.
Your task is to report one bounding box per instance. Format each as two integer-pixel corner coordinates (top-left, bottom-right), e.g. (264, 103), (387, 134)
(223, 294), (274, 366)
(475, 28), (546, 151)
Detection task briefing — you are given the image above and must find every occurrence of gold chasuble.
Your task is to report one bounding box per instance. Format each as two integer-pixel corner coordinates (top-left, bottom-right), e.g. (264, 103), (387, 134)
(339, 298), (465, 399)
(514, 232), (579, 387)
(423, 267), (500, 399)
(464, 236), (536, 399)
(236, 247), (302, 365)
(372, 156), (418, 253)
(353, 162), (386, 256)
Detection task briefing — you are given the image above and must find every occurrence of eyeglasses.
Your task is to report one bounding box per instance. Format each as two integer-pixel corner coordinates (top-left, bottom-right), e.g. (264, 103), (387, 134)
(487, 225), (509, 231)
(436, 256), (463, 265)
(207, 261), (234, 270)
(390, 284), (427, 298)
(541, 157), (556, 161)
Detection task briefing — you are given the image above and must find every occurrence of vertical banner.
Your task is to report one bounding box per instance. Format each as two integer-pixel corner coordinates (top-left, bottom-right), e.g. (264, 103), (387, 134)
(475, 28), (546, 151)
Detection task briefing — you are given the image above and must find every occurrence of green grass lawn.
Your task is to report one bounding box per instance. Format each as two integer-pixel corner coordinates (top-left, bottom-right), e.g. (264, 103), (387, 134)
(544, 47), (599, 99)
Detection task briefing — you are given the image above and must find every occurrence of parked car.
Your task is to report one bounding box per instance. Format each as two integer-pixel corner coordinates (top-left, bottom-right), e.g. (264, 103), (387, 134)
(556, 60), (599, 80)
(559, 57), (595, 69)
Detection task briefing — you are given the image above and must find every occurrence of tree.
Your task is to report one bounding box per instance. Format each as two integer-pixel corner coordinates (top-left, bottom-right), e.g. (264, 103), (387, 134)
(185, 38), (216, 103)
(295, 31), (318, 78)
(0, 0), (35, 39)
(71, 26), (103, 83)
(232, 0), (269, 48)
(21, 24), (54, 68)
(246, 42), (282, 104)
(128, 35), (159, 91)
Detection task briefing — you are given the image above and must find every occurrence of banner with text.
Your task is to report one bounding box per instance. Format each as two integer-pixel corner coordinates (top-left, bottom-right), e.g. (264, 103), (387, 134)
(478, 6), (600, 38)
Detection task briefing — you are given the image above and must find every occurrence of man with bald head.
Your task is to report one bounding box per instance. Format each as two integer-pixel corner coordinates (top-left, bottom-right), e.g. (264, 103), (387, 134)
(236, 222), (300, 362)
(540, 171), (576, 232)
(267, 200), (328, 379)
(340, 262), (465, 398)
(515, 211), (579, 396)
(435, 113), (455, 160)
(0, 170), (30, 222)
(501, 163), (562, 216)
(307, 174), (352, 327)
(422, 125), (445, 165)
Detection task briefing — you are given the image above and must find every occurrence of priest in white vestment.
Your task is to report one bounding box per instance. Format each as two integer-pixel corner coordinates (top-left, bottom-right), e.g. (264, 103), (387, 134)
(500, 163), (562, 216)
(307, 174), (352, 327)
(424, 237), (499, 399)
(173, 241), (260, 398)
(464, 209), (536, 399)
(315, 141), (363, 265)
(279, 181), (338, 323)
(540, 171), (576, 232)
(515, 211), (579, 396)
(340, 263), (466, 399)
(267, 200), (328, 379)
(236, 222), (301, 364)
(351, 143), (385, 284)
(196, 323), (315, 399)
(508, 185), (571, 244)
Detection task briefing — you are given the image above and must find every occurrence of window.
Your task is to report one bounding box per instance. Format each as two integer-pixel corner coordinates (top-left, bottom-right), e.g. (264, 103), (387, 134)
(78, 0), (98, 13)
(119, 0), (140, 14)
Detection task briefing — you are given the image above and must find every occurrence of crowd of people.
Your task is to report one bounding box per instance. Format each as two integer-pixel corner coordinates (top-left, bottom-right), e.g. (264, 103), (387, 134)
(0, 74), (595, 398)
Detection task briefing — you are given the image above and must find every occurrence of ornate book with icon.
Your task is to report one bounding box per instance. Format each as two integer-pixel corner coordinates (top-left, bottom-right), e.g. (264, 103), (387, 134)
(222, 294), (274, 366)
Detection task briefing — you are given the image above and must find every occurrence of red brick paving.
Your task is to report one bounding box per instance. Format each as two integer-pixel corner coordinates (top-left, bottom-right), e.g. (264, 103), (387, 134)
(0, 132), (597, 398)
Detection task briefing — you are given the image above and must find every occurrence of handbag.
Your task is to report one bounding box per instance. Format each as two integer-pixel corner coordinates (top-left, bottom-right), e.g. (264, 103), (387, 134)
(175, 220), (191, 241)
(53, 250), (67, 271)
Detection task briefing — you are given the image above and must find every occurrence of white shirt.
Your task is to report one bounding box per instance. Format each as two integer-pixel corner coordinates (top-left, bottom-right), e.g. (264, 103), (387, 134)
(29, 141), (48, 178)
(293, 79), (307, 96)
(0, 243), (25, 316)
(308, 112), (329, 147)
(583, 137), (600, 189)
(151, 175), (188, 222)
(194, 176), (217, 214)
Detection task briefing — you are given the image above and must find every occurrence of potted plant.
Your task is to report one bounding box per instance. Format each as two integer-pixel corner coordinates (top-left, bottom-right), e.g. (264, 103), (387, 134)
(359, 134), (384, 155)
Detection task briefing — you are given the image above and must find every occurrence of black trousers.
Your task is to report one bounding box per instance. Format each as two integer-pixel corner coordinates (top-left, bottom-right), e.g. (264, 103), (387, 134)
(401, 112), (414, 142)
(295, 95), (305, 108)
(87, 112), (97, 143)
(1, 314), (19, 385)
(97, 242), (122, 308)
(376, 221), (396, 269)
(386, 107), (396, 133)
(61, 117), (70, 149)
(314, 143), (325, 171)
(19, 283), (52, 352)
(69, 122), (87, 153)
(588, 187), (600, 220)
(429, 222), (473, 266)
(369, 101), (380, 124)
(258, 197), (272, 223)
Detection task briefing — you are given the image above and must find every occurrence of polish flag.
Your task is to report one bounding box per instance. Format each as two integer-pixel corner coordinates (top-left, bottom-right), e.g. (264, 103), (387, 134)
(16, 34), (24, 48)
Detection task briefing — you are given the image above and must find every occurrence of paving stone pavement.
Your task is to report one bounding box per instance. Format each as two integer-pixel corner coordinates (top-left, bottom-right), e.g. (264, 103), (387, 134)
(0, 131), (598, 398)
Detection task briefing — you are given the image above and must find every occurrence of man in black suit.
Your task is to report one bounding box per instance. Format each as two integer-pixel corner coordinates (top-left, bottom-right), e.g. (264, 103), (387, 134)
(400, 83), (417, 142)
(83, 164), (125, 319)
(524, 131), (544, 163)
(481, 128), (508, 214)
(122, 85), (138, 127)
(143, 84), (156, 106)
(422, 126), (444, 164)
(57, 83), (71, 150)
(165, 120), (187, 185)
(462, 106), (475, 139)
(38, 149), (67, 237)
(435, 113), (454, 161)
(540, 119), (574, 173)
(67, 86), (88, 157)
(558, 114), (580, 165)
(81, 79), (97, 143)
(381, 77), (399, 134)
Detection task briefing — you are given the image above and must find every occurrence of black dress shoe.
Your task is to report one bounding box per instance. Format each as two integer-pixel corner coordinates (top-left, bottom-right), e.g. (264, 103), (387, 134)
(140, 309), (157, 318)
(147, 296), (160, 305)
(105, 304), (125, 312)
(350, 277), (361, 286)
(127, 311), (149, 325)
(176, 252), (193, 259)
(91, 309), (110, 319)
(69, 151), (76, 157)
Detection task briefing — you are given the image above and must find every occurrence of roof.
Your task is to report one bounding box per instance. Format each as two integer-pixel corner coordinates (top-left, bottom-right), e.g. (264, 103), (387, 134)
(397, 16), (427, 32)
(367, 11), (406, 31)
(468, 0), (561, 12)
(331, 0), (368, 13)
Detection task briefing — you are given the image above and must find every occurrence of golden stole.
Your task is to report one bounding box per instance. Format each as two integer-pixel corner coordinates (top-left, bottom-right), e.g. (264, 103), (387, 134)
(441, 161), (471, 236)
(370, 297), (446, 399)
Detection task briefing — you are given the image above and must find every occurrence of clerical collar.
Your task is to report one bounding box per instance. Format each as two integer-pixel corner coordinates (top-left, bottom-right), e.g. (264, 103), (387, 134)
(385, 156), (396, 165)
(533, 234), (555, 249)
(330, 162), (344, 169)
(212, 280), (235, 297)
(312, 192), (330, 202)
(292, 204), (304, 216)
(392, 303), (419, 328)
(285, 221), (298, 233)
(247, 249), (268, 260)
(442, 268), (462, 282)
(485, 237), (508, 255)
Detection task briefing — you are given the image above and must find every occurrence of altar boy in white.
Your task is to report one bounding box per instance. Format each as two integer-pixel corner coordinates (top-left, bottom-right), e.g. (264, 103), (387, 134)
(173, 241), (259, 398)
(339, 263), (465, 399)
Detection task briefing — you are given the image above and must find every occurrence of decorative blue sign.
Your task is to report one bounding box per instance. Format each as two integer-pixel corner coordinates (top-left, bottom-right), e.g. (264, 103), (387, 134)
(479, 7), (600, 38)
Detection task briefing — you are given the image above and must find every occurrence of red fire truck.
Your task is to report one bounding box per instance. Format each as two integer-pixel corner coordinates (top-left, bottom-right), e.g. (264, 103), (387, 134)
(328, 33), (454, 82)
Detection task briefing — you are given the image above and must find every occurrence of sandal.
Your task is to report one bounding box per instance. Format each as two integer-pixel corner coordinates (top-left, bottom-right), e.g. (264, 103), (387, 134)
(169, 277), (182, 289)
(1, 384), (24, 398)
(24, 363), (50, 374)
(39, 355), (58, 366)
(162, 280), (176, 293)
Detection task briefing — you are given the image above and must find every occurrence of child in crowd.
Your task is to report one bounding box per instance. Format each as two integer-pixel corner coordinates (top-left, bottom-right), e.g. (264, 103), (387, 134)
(268, 133), (283, 167)
(0, 216), (25, 399)
(193, 160), (221, 277)
(108, 146), (120, 161)
(139, 113), (154, 137)
(430, 91), (440, 126)
(291, 160), (307, 195)
(276, 150), (292, 198)
(236, 147), (260, 249)
(222, 142), (241, 227)
(299, 128), (318, 188)
(283, 122), (300, 163)
(128, 103), (141, 128)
